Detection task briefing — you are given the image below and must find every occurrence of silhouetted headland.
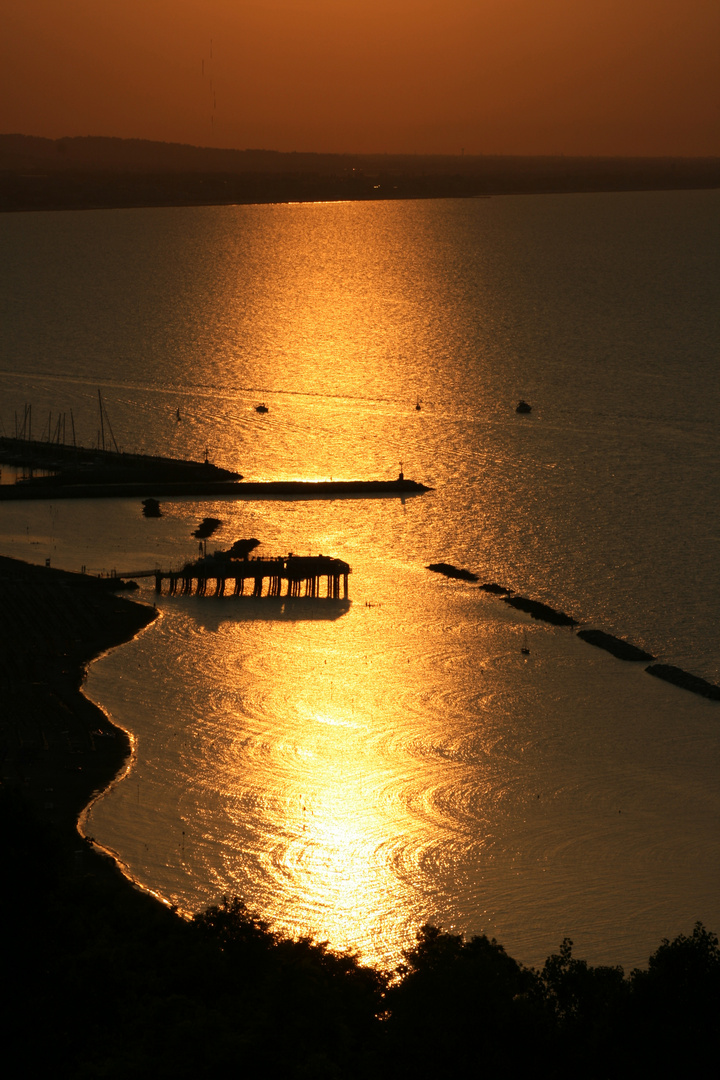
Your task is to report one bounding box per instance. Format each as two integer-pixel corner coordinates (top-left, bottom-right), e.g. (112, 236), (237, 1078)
(0, 554), (156, 834)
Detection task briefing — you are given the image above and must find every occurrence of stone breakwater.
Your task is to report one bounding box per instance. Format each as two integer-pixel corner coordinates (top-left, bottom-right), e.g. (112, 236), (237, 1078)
(502, 594), (578, 627)
(477, 580), (719, 702)
(426, 562), (479, 581)
(646, 664), (720, 701)
(576, 629), (654, 662)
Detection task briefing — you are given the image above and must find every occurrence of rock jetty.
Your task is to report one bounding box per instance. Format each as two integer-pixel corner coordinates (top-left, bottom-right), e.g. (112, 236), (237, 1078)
(503, 595), (577, 626)
(577, 629), (654, 662)
(646, 664), (720, 701)
(426, 563), (479, 582)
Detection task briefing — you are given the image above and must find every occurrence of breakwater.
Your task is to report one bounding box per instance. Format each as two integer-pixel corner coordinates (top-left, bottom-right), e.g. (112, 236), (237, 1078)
(647, 664), (720, 701)
(426, 562), (479, 581)
(0, 477), (431, 501)
(477, 582), (719, 702)
(503, 594), (577, 626)
(577, 629), (654, 662)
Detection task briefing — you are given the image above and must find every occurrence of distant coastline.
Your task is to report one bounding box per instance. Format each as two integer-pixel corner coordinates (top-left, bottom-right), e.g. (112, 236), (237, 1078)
(1, 134), (719, 212)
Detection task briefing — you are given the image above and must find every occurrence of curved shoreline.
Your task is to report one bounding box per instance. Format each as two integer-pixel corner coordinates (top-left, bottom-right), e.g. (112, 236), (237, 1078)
(0, 554), (157, 860)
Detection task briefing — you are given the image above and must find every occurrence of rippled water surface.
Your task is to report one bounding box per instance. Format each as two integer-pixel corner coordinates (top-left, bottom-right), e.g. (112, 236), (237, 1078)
(1, 190), (719, 969)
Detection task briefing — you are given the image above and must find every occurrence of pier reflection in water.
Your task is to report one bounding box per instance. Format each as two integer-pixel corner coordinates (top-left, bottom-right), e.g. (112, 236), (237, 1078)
(186, 597), (351, 631)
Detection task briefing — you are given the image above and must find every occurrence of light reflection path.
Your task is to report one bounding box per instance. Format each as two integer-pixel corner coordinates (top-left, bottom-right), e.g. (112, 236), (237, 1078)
(192, 597), (452, 965)
(84, 568), (720, 974)
(28, 190), (717, 972)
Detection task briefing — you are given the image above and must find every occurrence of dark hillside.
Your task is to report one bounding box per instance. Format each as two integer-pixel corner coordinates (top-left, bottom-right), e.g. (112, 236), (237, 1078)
(1, 134), (718, 211)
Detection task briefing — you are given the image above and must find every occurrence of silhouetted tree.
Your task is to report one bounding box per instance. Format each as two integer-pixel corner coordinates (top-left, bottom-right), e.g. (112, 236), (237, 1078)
(5, 786), (720, 1080)
(384, 924), (544, 1076)
(193, 896), (386, 1075)
(627, 922), (720, 1073)
(539, 937), (627, 1074)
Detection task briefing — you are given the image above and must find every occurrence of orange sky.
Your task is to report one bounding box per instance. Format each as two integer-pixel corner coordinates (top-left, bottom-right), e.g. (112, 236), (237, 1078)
(1, 0), (718, 156)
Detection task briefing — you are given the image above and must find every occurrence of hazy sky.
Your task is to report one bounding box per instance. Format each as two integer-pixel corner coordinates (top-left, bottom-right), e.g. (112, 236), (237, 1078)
(1, 0), (718, 156)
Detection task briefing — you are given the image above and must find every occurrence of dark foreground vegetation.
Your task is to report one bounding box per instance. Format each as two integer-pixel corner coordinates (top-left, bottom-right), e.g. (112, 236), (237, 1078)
(2, 555), (718, 1076)
(1, 134), (719, 211)
(2, 792), (718, 1079)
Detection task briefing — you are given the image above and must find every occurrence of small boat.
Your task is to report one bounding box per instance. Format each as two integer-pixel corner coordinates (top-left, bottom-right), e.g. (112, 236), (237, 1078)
(176, 407), (181, 421)
(516, 400), (532, 414)
(192, 516), (222, 539)
(255, 403), (269, 414)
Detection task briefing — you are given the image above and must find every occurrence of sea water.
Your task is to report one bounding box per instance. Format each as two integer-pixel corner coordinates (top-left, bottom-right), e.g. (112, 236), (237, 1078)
(1, 189), (719, 970)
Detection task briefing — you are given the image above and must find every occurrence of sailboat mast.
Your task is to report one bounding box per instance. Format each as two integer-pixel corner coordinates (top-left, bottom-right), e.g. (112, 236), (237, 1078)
(98, 389), (106, 452)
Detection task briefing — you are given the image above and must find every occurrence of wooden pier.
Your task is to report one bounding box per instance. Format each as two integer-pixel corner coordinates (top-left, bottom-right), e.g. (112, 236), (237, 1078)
(153, 555), (351, 599)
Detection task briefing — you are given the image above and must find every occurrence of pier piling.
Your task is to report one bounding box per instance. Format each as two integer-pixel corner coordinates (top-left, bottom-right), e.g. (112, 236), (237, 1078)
(153, 554), (351, 599)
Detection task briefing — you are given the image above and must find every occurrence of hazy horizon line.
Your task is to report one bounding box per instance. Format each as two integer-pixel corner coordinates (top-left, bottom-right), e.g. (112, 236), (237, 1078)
(4, 132), (719, 163)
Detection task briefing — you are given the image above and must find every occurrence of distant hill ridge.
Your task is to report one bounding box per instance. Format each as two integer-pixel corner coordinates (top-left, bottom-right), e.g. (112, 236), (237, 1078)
(1, 134), (718, 211)
(2, 133), (719, 177)
(0, 134), (348, 174)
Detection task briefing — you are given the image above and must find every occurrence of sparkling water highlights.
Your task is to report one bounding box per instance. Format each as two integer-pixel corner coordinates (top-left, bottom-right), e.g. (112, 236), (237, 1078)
(1, 190), (719, 970)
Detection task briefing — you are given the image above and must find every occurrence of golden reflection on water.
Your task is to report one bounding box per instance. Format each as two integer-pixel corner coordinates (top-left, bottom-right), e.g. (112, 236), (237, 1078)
(85, 557), (720, 973)
(31, 193), (719, 973)
(211, 591), (443, 961)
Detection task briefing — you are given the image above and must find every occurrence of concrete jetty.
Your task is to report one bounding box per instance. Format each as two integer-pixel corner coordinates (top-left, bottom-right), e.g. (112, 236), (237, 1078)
(0, 476), (431, 501)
